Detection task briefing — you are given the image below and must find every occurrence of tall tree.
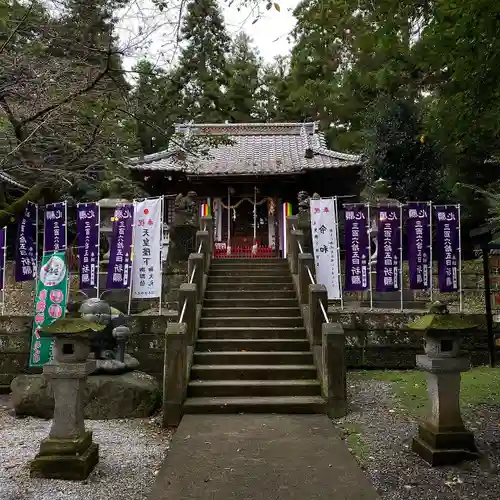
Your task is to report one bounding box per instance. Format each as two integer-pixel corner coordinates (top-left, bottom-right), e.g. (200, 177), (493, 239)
(226, 33), (261, 122)
(176, 0), (231, 122)
(256, 56), (294, 122)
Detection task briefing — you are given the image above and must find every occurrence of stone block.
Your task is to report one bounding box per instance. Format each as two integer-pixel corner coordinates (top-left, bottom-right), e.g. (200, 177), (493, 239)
(11, 371), (160, 419)
(163, 322), (188, 427)
(31, 442), (99, 480)
(322, 322), (347, 418)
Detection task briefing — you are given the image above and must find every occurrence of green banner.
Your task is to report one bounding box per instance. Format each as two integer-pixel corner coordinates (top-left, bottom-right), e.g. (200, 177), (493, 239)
(29, 251), (69, 367)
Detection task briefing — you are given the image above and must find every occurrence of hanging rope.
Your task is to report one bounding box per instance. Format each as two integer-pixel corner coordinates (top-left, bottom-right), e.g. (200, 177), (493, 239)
(220, 197), (270, 210)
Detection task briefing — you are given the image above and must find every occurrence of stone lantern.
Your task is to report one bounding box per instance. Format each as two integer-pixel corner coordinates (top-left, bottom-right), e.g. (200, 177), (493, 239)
(30, 318), (104, 480)
(408, 301), (480, 466)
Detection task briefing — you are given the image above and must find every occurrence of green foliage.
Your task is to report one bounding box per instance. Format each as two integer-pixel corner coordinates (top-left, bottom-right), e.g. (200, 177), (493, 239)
(363, 97), (442, 202)
(226, 33), (261, 122)
(353, 367), (500, 417)
(176, 0), (231, 123)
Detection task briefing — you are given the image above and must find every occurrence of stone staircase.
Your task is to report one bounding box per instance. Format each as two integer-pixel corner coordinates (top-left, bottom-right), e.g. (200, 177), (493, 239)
(183, 259), (325, 414)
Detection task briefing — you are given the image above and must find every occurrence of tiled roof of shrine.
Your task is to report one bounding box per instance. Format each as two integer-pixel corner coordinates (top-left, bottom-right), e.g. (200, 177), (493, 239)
(127, 122), (363, 176)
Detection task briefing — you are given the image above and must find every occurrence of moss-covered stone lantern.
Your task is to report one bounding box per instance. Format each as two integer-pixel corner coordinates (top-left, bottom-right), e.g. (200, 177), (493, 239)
(408, 301), (480, 466)
(30, 318), (104, 480)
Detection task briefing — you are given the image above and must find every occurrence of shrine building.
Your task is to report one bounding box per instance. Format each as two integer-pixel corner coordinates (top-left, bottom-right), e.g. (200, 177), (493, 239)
(127, 122), (362, 256)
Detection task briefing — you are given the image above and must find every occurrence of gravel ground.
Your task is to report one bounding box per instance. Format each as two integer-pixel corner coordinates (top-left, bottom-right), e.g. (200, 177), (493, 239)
(338, 378), (500, 499)
(0, 395), (173, 500)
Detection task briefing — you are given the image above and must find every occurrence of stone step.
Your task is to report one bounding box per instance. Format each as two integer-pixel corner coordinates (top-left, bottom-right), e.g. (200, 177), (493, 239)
(193, 351), (314, 365)
(210, 269), (291, 277)
(211, 259), (287, 266)
(187, 379), (321, 398)
(183, 396), (325, 414)
(190, 364), (318, 380)
(209, 275), (293, 284)
(206, 282), (295, 291)
(197, 327), (307, 340)
(200, 316), (303, 328)
(205, 290), (296, 300)
(203, 298), (299, 308)
(196, 339), (310, 351)
(201, 307), (301, 318)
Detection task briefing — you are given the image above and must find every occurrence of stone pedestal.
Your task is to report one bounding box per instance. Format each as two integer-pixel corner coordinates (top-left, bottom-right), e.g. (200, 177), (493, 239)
(411, 333), (479, 465)
(31, 334), (99, 480)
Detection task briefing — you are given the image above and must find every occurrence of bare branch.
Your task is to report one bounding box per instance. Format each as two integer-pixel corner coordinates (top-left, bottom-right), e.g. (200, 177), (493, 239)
(0, 1), (34, 55)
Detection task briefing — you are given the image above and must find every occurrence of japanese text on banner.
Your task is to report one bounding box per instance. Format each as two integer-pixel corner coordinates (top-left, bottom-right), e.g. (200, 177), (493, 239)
(435, 206), (460, 292)
(106, 204), (134, 290)
(310, 198), (341, 300)
(16, 202), (38, 282)
(344, 205), (369, 291)
(44, 202), (66, 253)
(77, 203), (99, 290)
(407, 203), (430, 290)
(29, 252), (69, 367)
(132, 198), (162, 299)
(375, 208), (401, 292)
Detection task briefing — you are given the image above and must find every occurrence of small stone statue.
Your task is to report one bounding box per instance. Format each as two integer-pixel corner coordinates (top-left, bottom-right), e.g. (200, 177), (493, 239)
(78, 298), (139, 374)
(297, 191), (310, 214)
(173, 191), (199, 227)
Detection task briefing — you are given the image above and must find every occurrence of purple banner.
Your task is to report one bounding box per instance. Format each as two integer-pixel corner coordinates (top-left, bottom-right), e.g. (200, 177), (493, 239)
(77, 203), (99, 290)
(435, 206), (460, 292)
(376, 207), (401, 292)
(15, 202), (38, 282)
(0, 227), (6, 291)
(44, 202), (66, 253)
(344, 205), (370, 291)
(106, 204), (134, 289)
(407, 203), (430, 290)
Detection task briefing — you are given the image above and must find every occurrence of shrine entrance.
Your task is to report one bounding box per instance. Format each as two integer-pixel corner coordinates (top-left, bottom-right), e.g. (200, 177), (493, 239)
(213, 188), (281, 259)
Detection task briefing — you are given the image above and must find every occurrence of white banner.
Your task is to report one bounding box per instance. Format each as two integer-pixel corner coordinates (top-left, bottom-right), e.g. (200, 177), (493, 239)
(132, 198), (162, 299)
(310, 198), (341, 300)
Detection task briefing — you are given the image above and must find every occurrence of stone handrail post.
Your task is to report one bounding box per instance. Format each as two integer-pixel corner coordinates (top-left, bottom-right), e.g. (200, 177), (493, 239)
(163, 322), (188, 427)
(188, 253), (204, 303)
(178, 283), (197, 346)
(196, 231), (211, 274)
(199, 216), (213, 253)
(297, 253), (314, 305)
(309, 283), (328, 345)
(285, 215), (299, 258)
(322, 322), (347, 418)
(289, 229), (304, 275)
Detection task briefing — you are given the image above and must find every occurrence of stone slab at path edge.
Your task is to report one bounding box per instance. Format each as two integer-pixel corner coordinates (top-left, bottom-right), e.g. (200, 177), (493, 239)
(148, 414), (380, 500)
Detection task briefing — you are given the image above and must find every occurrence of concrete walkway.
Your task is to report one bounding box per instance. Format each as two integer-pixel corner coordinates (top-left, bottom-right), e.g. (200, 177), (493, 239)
(148, 414), (380, 500)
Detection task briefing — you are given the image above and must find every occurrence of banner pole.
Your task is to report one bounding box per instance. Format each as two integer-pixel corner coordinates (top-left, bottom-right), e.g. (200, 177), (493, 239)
(400, 204), (404, 311)
(429, 201), (433, 302)
(159, 196), (164, 315)
(96, 202), (101, 298)
(127, 200), (136, 316)
(35, 203), (39, 280)
(334, 197), (344, 309)
(64, 200), (68, 251)
(2, 227), (6, 315)
(367, 203), (373, 311)
(457, 203), (463, 312)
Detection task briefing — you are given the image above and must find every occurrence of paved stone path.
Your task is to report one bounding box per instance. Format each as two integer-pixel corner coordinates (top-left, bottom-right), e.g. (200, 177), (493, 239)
(148, 414), (380, 500)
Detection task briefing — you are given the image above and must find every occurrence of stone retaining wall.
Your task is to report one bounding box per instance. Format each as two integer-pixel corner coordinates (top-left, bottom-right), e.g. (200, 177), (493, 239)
(0, 313), (177, 392)
(328, 311), (498, 368)
(3, 310), (497, 391)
